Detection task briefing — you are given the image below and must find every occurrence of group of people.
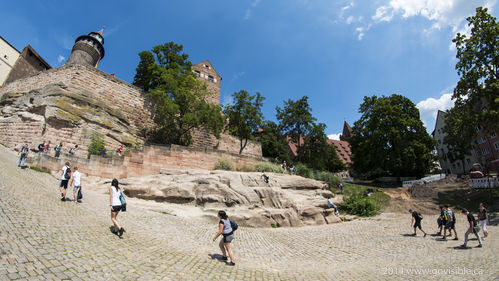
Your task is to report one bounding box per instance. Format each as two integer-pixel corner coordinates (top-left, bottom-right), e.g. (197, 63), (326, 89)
(281, 161), (296, 175)
(58, 162), (83, 203)
(409, 203), (489, 248)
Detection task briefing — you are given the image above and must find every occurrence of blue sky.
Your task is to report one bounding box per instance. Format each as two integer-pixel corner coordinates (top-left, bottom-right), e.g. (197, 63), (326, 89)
(2, 0), (497, 139)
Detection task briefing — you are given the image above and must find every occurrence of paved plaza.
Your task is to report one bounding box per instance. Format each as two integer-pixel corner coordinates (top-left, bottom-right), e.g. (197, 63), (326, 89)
(0, 146), (498, 280)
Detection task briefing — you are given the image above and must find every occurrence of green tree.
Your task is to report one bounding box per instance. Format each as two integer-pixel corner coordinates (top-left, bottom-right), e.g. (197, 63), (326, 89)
(349, 94), (434, 178)
(443, 105), (475, 175)
(258, 120), (290, 163)
(276, 96), (316, 162)
(300, 123), (344, 172)
(87, 133), (105, 159)
(133, 42), (225, 145)
(453, 7), (499, 132)
(224, 90), (265, 154)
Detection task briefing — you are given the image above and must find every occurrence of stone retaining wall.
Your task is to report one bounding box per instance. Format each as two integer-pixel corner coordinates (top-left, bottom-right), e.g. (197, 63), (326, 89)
(28, 143), (262, 179)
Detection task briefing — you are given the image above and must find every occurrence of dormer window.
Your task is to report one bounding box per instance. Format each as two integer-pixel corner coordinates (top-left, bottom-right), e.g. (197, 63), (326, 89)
(203, 64), (210, 69)
(207, 75), (214, 82)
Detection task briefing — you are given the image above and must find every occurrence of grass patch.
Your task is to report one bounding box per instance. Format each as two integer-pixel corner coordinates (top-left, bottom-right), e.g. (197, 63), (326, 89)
(214, 158), (234, 171)
(340, 183), (390, 217)
(30, 166), (51, 174)
(434, 188), (499, 212)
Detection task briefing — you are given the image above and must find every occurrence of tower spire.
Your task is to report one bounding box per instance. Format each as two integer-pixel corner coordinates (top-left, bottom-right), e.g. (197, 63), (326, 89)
(66, 29), (105, 67)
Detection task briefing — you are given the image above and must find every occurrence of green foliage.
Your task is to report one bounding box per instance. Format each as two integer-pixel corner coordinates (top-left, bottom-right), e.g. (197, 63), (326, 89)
(453, 7), (499, 133)
(341, 183), (389, 216)
(295, 163), (313, 178)
(258, 120), (290, 163)
(314, 171), (343, 191)
(224, 90), (265, 154)
(29, 166), (50, 174)
(442, 106), (475, 175)
(214, 158), (234, 171)
(300, 123), (344, 172)
(276, 96), (316, 162)
(349, 94), (434, 178)
(434, 188), (499, 212)
(133, 42), (225, 146)
(236, 163), (256, 172)
(255, 162), (285, 173)
(87, 133), (105, 158)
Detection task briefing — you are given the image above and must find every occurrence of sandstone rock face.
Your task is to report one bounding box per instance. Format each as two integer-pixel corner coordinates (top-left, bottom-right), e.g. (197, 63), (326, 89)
(0, 83), (143, 158)
(119, 170), (342, 227)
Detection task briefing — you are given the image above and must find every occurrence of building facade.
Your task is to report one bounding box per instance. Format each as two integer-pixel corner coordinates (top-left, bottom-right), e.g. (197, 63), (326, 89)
(191, 60), (221, 105)
(0, 36), (21, 86)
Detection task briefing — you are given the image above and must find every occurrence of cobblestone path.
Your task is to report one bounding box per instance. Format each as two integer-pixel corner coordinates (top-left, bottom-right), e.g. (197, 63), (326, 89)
(0, 146), (498, 280)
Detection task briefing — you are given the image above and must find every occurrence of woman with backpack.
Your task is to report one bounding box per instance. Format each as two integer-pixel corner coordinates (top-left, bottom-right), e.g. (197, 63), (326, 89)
(212, 210), (236, 266)
(109, 179), (125, 237)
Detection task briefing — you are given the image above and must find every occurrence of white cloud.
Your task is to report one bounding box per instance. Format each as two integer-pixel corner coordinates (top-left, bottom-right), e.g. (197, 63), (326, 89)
(57, 55), (65, 65)
(232, 71), (246, 80)
(244, 0), (262, 20)
(416, 92), (454, 130)
(372, 0), (497, 31)
(327, 133), (341, 140)
(355, 24), (371, 40)
(221, 95), (234, 106)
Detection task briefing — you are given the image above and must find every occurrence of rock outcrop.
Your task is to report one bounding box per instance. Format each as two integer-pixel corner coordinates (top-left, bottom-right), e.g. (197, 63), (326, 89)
(118, 169), (342, 227)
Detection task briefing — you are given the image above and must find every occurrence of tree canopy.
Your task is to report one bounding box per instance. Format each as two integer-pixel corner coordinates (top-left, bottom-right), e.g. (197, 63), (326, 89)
(349, 94), (434, 178)
(258, 120), (290, 163)
(300, 122), (345, 172)
(276, 96), (316, 162)
(133, 42), (225, 145)
(443, 105), (475, 175)
(224, 90), (265, 154)
(453, 7), (499, 133)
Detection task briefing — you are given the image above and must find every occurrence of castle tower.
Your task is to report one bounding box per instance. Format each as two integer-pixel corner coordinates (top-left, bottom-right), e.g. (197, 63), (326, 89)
(66, 29), (105, 67)
(191, 60), (221, 105)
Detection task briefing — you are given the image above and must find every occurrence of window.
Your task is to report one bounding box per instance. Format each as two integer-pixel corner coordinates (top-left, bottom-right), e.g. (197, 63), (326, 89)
(452, 163), (456, 169)
(457, 162), (461, 167)
(478, 136), (487, 144)
(438, 139), (442, 144)
(467, 158), (471, 164)
(482, 148), (491, 155)
(495, 142), (499, 150)
(476, 150), (481, 157)
(491, 132), (497, 139)
(438, 129), (441, 134)
(203, 64), (210, 69)
(476, 125), (483, 132)
(194, 70), (200, 77)
(207, 75), (214, 82)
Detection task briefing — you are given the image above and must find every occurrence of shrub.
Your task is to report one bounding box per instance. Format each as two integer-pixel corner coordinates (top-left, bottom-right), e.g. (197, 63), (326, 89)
(236, 163), (256, 172)
(314, 171), (343, 191)
(342, 194), (378, 217)
(87, 133), (105, 158)
(30, 166), (50, 174)
(214, 158), (234, 171)
(295, 163), (312, 178)
(255, 162), (285, 173)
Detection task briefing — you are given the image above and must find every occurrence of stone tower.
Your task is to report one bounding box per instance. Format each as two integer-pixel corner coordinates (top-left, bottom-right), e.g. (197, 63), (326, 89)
(191, 60), (221, 105)
(66, 30), (105, 67)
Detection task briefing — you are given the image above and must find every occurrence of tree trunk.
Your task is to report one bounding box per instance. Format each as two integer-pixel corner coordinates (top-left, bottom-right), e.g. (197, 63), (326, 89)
(239, 139), (248, 155)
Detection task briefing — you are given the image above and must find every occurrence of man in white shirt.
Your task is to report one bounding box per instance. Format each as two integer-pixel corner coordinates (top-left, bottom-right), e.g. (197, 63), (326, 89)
(70, 166), (82, 203)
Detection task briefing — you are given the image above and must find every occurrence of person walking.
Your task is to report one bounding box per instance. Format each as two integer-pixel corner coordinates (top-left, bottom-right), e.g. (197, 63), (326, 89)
(70, 166), (82, 203)
(44, 141), (51, 154)
(478, 203), (489, 238)
(54, 143), (63, 158)
(437, 205), (445, 235)
(339, 183), (344, 194)
(109, 179), (125, 237)
(37, 141), (45, 156)
(69, 144), (78, 155)
(409, 209), (427, 237)
(460, 208), (483, 248)
(443, 205), (458, 240)
(212, 210), (236, 266)
(18, 143), (29, 167)
(59, 162), (71, 201)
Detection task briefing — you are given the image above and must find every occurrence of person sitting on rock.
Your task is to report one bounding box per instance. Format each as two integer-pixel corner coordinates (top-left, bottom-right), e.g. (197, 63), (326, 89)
(261, 173), (270, 184)
(327, 195), (339, 216)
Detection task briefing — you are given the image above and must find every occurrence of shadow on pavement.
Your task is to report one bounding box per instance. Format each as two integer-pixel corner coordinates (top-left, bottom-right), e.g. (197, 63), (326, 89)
(401, 234), (416, 237)
(450, 246), (471, 250)
(109, 226), (122, 238)
(208, 254), (226, 261)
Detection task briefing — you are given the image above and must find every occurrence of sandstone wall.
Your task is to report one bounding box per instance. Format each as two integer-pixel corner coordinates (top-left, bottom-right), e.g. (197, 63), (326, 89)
(28, 143), (262, 179)
(0, 64), (262, 157)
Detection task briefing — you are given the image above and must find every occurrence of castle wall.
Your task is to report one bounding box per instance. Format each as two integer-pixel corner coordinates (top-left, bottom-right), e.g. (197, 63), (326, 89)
(0, 63), (262, 159)
(28, 143), (262, 179)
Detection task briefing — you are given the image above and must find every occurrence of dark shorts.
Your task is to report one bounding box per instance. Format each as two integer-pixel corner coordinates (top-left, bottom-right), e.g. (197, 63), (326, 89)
(223, 233), (234, 243)
(112, 205), (122, 212)
(60, 180), (69, 189)
(445, 221), (455, 230)
(413, 220), (422, 229)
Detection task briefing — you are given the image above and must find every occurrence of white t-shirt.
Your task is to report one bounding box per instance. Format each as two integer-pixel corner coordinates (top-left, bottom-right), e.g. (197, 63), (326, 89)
(111, 186), (122, 206)
(60, 166), (69, 180)
(73, 171), (82, 186)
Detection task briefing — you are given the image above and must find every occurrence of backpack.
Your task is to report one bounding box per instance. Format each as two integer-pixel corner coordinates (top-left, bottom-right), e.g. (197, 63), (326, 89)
(418, 212), (423, 220)
(230, 219), (238, 232)
(64, 167), (71, 180)
(77, 188), (83, 200)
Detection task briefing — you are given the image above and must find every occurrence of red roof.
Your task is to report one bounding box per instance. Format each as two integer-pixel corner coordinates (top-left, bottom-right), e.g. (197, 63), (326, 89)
(327, 139), (352, 165)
